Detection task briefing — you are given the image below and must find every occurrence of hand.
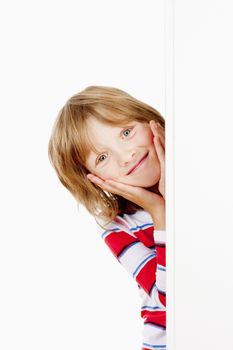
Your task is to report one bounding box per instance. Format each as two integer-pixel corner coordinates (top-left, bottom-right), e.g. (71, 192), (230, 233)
(86, 173), (165, 221)
(149, 120), (166, 200)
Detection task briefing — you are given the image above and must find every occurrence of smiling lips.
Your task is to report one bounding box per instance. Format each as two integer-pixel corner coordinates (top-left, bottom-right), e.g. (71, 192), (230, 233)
(127, 152), (149, 175)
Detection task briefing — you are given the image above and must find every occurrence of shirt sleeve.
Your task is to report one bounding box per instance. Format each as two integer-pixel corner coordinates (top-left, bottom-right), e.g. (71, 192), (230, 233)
(153, 230), (166, 307)
(96, 222), (166, 308)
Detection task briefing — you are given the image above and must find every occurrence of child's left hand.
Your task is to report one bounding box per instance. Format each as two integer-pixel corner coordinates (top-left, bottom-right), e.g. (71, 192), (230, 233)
(149, 120), (166, 200)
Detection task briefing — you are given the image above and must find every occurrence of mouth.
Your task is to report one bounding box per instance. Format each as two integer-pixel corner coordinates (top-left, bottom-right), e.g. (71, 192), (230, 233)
(127, 152), (149, 175)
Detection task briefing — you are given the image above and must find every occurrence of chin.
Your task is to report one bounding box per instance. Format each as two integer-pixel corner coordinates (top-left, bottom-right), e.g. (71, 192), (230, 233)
(143, 181), (159, 189)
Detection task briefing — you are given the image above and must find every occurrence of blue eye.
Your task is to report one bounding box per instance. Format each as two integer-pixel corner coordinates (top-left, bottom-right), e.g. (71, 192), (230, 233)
(97, 154), (107, 164)
(122, 128), (132, 137)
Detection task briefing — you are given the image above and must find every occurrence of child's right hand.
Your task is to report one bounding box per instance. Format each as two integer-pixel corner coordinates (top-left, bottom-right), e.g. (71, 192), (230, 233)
(86, 174), (165, 227)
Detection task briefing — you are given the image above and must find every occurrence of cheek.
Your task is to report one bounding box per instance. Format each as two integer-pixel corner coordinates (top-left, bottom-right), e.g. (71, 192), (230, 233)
(95, 167), (115, 180)
(136, 128), (154, 146)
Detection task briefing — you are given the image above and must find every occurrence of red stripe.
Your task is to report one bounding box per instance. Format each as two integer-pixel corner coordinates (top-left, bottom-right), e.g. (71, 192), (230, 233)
(155, 245), (166, 267)
(134, 225), (155, 247)
(141, 310), (166, 328)
(158, 292), (166, 307)
(104, 231), (138, 258)
(136, 256), (157, 295)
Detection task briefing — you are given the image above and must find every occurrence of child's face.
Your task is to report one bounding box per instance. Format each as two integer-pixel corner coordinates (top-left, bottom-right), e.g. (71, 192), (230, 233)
(84, 117), (161, 188)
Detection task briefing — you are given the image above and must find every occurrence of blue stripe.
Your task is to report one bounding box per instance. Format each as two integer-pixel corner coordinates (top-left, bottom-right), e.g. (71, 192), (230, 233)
(133, 253), (156, 278)
(141, 306), (160, 310)
(101, 227), (120, 239)
(158, 265), (166, 272)
(101, 222), (154, 238)
(142, 343), (166, 349)
(118, 241), (140, 258)
(130, 223), (153, 231)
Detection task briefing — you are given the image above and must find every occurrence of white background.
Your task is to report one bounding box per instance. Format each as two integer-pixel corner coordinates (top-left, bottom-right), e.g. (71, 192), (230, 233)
(0, 1), (165, 349)
(174, 0), (233, 349)
(2, 1), (232, 349)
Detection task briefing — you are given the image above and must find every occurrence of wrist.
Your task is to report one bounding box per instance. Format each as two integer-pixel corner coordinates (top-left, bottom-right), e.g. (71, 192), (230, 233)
(154, 222), (166, 230)
(151, 213), (166, 231)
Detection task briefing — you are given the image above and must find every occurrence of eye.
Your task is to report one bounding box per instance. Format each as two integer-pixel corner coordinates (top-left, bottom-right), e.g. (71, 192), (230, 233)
(96, 153), (107, 164)
(122, 127), (133, 137)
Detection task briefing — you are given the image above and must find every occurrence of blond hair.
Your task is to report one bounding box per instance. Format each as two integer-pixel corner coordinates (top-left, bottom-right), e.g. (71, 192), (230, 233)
(48, 86), (165, 228)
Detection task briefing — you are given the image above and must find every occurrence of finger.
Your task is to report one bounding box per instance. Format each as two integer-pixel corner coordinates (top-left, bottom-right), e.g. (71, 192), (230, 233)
(152, 127), (165, 156)
(153, 135), (166, 198)
(150, 120), (164, 134)
(87, 174), (119, 193)
(87, 174), (137, 200)
(150, 120), (165, 150)
(104, 179), (141, 200)
(105, 179), (164, 210)
(159, 133), (165, 151)
(153, 133), (165, 167)
(155, 123), (165, 150)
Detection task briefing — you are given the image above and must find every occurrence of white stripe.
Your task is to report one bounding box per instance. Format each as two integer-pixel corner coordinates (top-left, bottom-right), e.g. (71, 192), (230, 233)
(154, 230), (166, 243)
(151, 285), (166, 309)
(138, 286), (161, 309)
(118, 242), (155, 277)
(156, 269), (166, 293)
(142, 323), (166, 348)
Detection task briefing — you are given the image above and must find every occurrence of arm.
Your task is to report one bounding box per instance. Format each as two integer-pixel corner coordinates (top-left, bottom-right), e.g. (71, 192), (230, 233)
(96, 220), (166, 308)
(150, 209), (166, 306)
(150, 199), (166, 231)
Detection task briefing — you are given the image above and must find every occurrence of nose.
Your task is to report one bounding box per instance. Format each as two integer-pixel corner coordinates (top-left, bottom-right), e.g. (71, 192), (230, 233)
(118, 150), (136, 167)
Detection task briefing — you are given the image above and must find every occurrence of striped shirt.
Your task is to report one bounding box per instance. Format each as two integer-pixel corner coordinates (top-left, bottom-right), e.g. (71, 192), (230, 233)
(96, 209), (166, 350)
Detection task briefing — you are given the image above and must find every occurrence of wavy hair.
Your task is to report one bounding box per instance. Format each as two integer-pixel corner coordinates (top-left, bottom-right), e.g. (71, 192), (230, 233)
(48, 86), (165, 229)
